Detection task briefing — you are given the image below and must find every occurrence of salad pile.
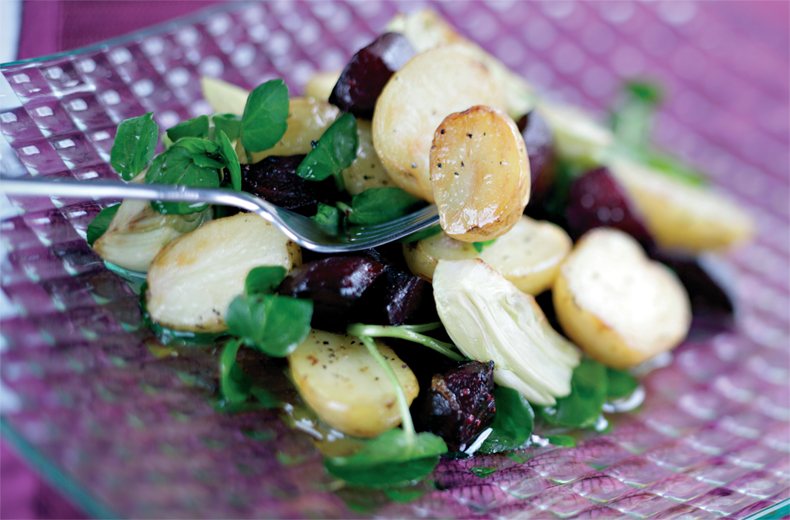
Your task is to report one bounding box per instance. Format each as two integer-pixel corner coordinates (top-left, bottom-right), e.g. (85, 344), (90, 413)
(88, 10), (752, 491)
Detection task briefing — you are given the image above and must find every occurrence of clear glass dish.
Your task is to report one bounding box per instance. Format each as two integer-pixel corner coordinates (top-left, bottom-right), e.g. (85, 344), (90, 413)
(1, 1), (788, 517)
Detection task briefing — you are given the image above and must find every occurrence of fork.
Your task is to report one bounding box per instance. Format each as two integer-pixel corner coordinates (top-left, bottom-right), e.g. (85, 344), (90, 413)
(0, 177), (439, 253)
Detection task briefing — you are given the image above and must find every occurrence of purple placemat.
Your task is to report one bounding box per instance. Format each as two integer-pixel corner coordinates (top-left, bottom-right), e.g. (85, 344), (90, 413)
(1, 1), (788, 518)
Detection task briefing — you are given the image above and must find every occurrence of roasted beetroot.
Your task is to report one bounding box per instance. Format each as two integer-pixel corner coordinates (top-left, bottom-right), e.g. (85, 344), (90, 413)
(241, 155), (340, 215)
(518, 110), (556, 201)
(277, 256), (386, 330)
(415, 361), (497, 451)
(565, 166), (654, 245)
(329, 32), (415, 118)
(380, 268), (434, 326)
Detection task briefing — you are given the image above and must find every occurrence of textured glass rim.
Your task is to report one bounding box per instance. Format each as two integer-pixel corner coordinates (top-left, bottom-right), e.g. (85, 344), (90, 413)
(0, 418), (118, 518)
(0, 2), (244, 69)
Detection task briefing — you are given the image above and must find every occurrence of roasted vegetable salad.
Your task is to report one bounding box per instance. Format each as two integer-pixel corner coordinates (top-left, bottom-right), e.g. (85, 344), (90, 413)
(89, 9), (752, 493)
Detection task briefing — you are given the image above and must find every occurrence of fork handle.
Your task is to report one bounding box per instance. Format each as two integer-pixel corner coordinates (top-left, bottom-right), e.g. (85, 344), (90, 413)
(0, 177), (273, 219)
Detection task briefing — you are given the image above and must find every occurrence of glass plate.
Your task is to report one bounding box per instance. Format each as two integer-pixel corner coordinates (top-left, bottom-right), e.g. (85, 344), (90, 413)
(1, 1), (788, 518)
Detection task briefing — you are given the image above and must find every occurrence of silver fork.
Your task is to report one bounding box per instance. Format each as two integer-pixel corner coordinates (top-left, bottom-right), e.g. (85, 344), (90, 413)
(0, 177), (439, 253)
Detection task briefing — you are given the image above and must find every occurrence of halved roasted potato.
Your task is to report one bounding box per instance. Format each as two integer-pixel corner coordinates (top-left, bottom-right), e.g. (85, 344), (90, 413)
(553, 228), (691, 369)
(201, 76), (249, 115)
(433, 259), (580, 405)
(372, 43), (506, 201)
(404, 216), (571, 295)
(430, 105), (530, 242)
(146, 213), (300, 332)
(94, 199), (210, 273)
(289, 330), (419, 438)
(386, 9), (534, 119)
(609, 157), (754, 251)
(535, 101), (615, 166)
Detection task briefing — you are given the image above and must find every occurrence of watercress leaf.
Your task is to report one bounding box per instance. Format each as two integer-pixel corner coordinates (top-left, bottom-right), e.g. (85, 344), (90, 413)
(625, 79), (663, 105)
(146, 143), (222, 214)
(401, 224), (441, 244)
(241, 79), (289, 152)
(110, 112), (159, 180)
(251, 295), (312, 357)
(472, 239), (496, 253)
(478, 386), (534, 454)
(324, 429), (447, 488)
(606, 367), (638, 400)
(216, 130), (242, 191)
(313, 203), (341, 236)
(610, 79), (662, 151)
(172, 136), (220, 156)
(167, 115), (209, 142)
(347, 187), (422, 225)
(225, 294), (267, 344)
(213, 113), (242, 141)
(86, 203), (120, 246)
(226, 294), (312, 357)
(219, 339), (250, 406)
(297, 112), (358, 185)
(540, 358), (608, 429)
(546, 434), (576, 447)
(245, 266), (287, 296)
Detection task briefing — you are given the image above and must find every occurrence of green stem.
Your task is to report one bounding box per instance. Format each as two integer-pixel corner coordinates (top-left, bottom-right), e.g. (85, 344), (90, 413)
(348, 323), (464, 362)
(359, 335), (415, 444)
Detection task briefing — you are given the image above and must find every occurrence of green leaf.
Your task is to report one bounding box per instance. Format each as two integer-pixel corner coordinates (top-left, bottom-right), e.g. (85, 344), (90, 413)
(213, 113), (242, 142)
(479, 386), (534, 454)
(347, 187), (422, 226)
(470, 466), (498, 478)
(540, 358), (608, 429)
(546, 434), (577, 447)
(166, 115), (209, 142)
(244, 266), (287, 296)
(110, 113), (159, 180)
(226, 294), (312, 357)
(145, 141), (223, 214)
(472, 240), (496, 253)
(606, 367), (638, 400)
(313, 203), (341, 236)
(297, 112), (358, 187)
(216, 130), (242, 191)
(86, 203), (120, 246)
(241, 79), (289, 152)
(625, 80), (663, 104)
(219, 339), (250, 406)
(642, 150), (707, 186)
(401, 224), (441, 244)
(324, 429), (447, 488)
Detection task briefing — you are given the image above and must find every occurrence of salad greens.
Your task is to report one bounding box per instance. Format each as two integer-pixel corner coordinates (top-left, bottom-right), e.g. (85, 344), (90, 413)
(297, 112), (358, 190)
(347, 187), (422, 225)
(166, 114), (210, 141)
(240, 79), (290, 152)
(478, 387), (534, 454)
(86, 203), (120, 246)
(110, 112), (159, 180)
(212, 113), (242, 141)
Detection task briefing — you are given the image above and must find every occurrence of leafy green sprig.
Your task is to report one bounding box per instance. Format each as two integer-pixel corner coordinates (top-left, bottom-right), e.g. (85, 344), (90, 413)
(347, 323), (463, 362)
(297, 112), (358, 191)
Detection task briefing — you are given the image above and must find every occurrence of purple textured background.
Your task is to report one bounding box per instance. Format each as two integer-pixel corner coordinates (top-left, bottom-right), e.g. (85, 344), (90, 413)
(1, 1), (788, 518)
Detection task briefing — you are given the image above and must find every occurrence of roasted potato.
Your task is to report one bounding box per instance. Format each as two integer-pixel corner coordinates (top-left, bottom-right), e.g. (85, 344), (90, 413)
(341, 120), (395, 195)
(386, 9), (534, 119)
(535, 101), (615, 166)
(609, 157), (754, 251)
(553, 228), (691, 369)
(372, 43), (506, 202)
(404, 216), (571, 295)
(201, 76), (249, 115)
(304, 70), (341, 101)
(289, 330), (419, 437)
(430, 105), (530, 241)
(146, 213), (300, 332)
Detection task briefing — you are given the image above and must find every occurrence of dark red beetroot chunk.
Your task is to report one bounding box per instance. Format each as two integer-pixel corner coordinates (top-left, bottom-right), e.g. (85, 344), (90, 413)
(241, 155), (341, 215)
(415, 361), (497, 452)
(565, 166), (654, 246)
(517, 110), (556, 202)
(277, 256), (386, 330)
(329, 32), (415, 119)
